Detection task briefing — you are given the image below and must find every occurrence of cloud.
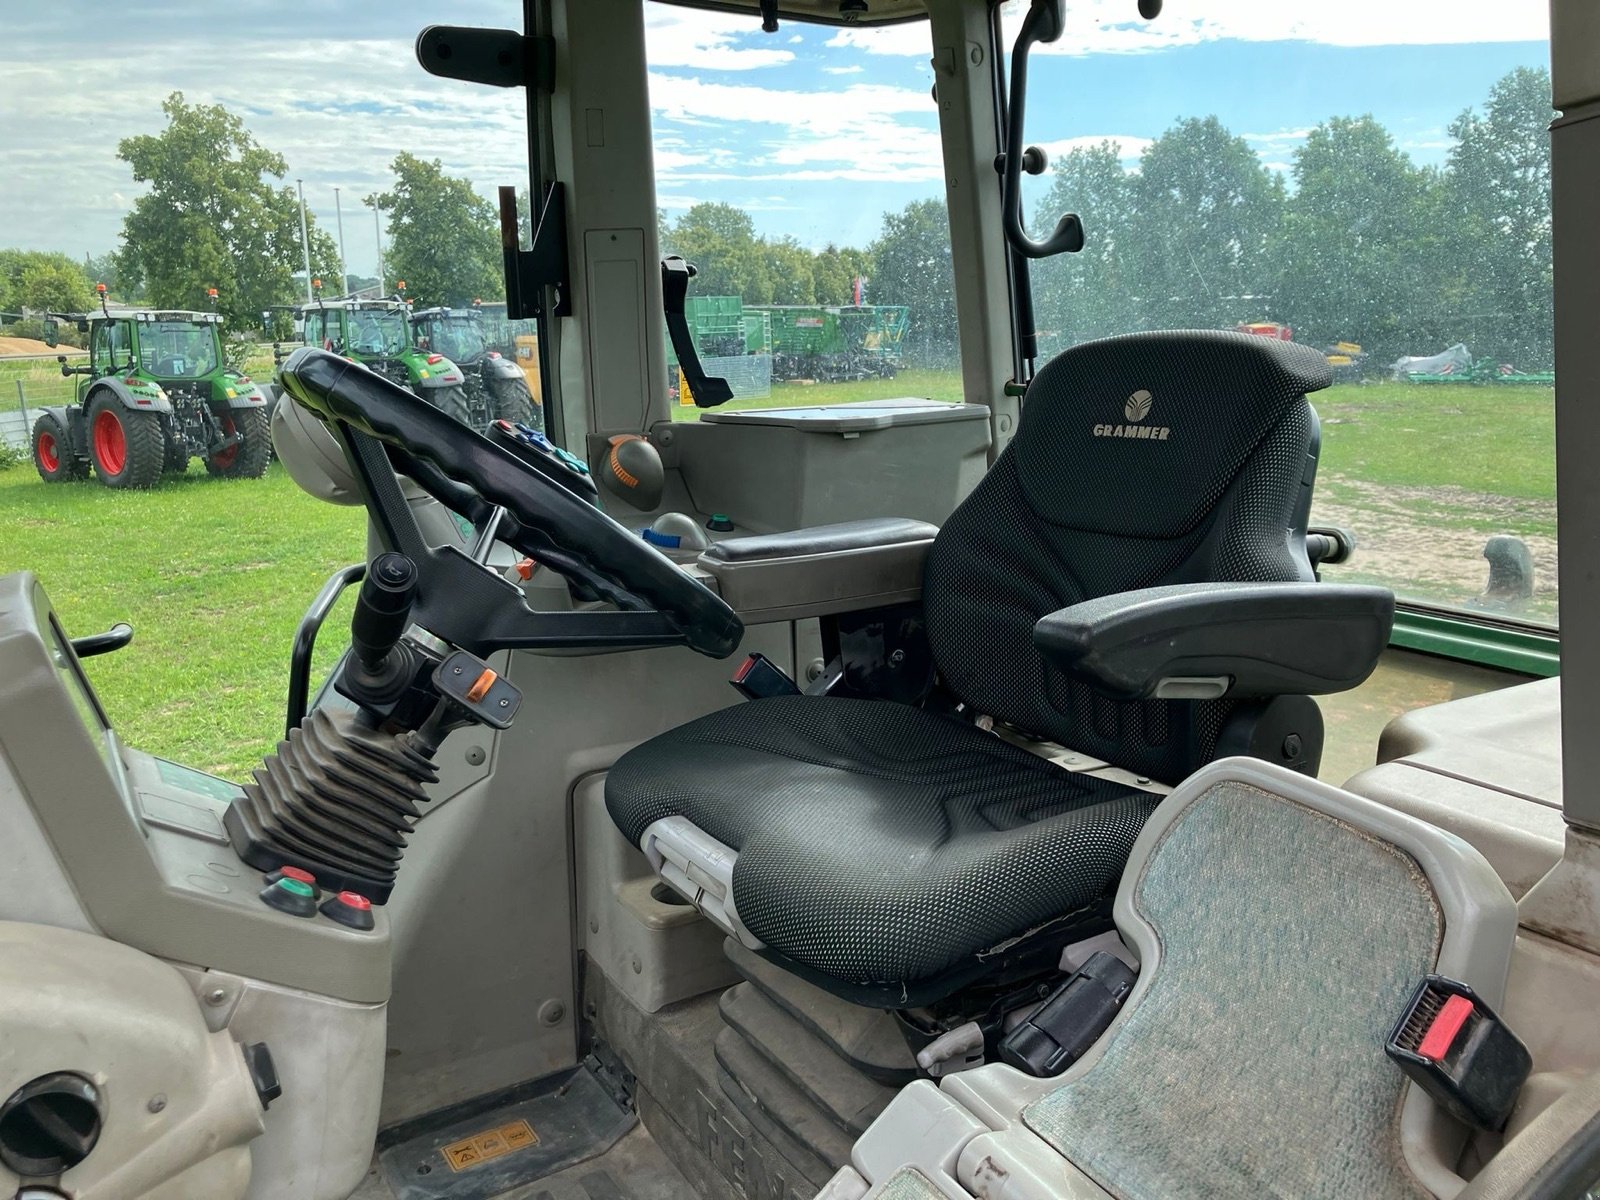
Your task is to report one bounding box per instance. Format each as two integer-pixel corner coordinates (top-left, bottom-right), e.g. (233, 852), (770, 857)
(643, 6), (796, 71)
(1240, 129), (1315, 147)
(833, 0), (1548, 55)
(1034, 135), (1153, 163)
(647, 72), (943, 185)
(0, 2), (537, 271)
(823, 65), (866, 75)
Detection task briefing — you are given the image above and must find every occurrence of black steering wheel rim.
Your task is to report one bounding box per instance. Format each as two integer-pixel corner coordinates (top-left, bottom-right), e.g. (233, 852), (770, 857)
(278, 346), (743, 658)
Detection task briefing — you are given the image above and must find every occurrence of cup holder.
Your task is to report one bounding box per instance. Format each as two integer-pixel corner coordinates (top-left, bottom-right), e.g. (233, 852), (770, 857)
(650, 881), (691, 907)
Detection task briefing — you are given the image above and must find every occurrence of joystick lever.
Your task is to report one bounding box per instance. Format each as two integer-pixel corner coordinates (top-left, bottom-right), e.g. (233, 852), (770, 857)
(338, 552), (420, 710)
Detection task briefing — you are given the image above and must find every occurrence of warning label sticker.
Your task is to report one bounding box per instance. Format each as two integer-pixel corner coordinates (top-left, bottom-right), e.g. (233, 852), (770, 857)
(441, 1119), (539, 1172)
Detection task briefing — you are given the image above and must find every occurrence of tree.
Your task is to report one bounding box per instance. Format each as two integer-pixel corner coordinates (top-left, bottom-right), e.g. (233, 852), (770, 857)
(1128, 117), (1284, 330)
(83, 252), (127, 300)
(868, 199), (958, 367)
(813, 244), (872, 306)
(667, 202), (773, 302)
(1445, 67), (1554, 367)
(19, 259), (93, 315)
(1272, 117), (1442, 360)
(368, 153), (502, 308)
(0, 250), (91, 314)
(115, 93), (339, 329)
(761, 238), (817, 305)
(1030, 141), (1140, 354)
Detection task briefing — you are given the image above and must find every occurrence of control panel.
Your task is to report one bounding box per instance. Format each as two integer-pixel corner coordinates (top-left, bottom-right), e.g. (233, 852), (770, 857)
(487, 418), (600, 505)
(0, 572), (390, 1004)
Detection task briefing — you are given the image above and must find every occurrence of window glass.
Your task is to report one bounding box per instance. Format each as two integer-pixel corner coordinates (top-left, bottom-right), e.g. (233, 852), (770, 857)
(643, 6), (960, 419)
(139, 321), (218, 378)
(997, 0), (1556, 627)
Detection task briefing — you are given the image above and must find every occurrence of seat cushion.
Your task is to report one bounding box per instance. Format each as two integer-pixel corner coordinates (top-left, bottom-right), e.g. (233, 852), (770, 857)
(606, 695), (1161, 1002)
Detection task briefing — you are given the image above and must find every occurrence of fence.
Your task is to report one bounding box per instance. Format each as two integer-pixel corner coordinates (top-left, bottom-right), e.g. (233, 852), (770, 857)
(675, 353), (773, 406)
(2, 358), (81, 451)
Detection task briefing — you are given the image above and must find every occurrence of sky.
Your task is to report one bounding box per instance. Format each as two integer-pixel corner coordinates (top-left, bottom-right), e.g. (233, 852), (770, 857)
(0, 1), (1551, 279)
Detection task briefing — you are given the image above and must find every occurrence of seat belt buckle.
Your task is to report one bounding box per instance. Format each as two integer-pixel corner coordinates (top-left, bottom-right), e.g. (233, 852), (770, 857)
(730, 653), (801, 701)
(998, 951), (1137, 1077)
(1385, 975), (1531, 1131)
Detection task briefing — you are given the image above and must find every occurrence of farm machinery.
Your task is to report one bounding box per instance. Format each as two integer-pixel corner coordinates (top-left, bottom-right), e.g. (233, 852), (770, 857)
(751, 303), (909, 382)
(409, 304), (542, 431)
(1392, 342), (1556, 385)
(33, 293), (270, 488)
(290, 295), (475, 425)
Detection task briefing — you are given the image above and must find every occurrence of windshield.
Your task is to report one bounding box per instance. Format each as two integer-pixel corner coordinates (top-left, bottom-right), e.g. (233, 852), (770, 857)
(347, 309), (408, 357)
(138, 321), (217, 378)
(644, 7), (958, 419)
(999, 0), (1556, 628)
(420, 315), (488, 362)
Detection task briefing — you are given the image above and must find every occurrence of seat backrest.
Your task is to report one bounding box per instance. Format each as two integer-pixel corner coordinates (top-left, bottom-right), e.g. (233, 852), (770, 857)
(923, 329), (1332, 783)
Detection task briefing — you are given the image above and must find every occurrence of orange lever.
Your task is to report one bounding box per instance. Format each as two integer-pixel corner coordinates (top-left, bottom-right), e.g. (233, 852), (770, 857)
(465, 668), (498, 704)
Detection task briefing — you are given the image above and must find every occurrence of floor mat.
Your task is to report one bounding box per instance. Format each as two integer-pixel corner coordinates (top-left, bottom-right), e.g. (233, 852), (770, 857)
(377, 1064), (636, 1200)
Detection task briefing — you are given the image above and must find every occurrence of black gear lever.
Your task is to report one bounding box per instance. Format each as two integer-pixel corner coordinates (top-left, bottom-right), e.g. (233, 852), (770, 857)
(340, 552), (419, 707)
(351, 553), (418, 672)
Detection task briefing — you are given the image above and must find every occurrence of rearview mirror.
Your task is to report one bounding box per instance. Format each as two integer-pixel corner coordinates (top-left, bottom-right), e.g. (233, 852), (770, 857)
(43, 320), (57, 349)
(77, 319), (89, 333)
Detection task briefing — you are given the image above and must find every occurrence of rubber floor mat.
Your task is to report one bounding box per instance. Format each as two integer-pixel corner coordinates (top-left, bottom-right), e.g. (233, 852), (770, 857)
(378, 1065), (636, 1200)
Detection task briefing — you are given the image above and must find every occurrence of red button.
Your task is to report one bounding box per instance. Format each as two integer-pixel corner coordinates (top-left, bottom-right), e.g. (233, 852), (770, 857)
(337, 891), (372, 911)
(280, 866), (316, 886)
(1419, 994), (1475, 1061)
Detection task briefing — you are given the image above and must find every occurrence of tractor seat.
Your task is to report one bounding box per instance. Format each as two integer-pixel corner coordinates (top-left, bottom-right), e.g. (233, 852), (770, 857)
(607, 330), (1393, 1007)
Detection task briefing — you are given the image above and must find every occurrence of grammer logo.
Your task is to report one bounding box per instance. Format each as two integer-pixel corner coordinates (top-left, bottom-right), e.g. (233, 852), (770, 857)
(1094, 389), (1172, 441)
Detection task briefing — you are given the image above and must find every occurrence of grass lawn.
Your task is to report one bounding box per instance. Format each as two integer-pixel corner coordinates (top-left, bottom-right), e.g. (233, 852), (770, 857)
(1315, 380), (1555, 506)
(0, 373), (1557, 778)
(0, 463), (364, 780)
(670, 367), (966, 419)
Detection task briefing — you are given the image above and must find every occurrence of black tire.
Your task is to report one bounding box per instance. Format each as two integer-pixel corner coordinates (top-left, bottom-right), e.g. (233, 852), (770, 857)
(428, 385), (473, 427)
(32, 413), (87, 483)
(87, 391), (164, 490)
(490, 376), (540, 431)
(162, 429), (190, 474)
(204, 407), (272, 479)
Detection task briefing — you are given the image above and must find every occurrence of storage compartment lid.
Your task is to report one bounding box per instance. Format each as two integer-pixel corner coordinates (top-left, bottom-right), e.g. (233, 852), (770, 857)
(700, 398), (988, 433)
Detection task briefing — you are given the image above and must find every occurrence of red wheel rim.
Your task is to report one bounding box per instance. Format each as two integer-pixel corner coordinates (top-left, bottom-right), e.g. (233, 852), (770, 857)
(210, 415), (239, 469)
(37, 431), (59, 472)
(93, 409), (126, 475)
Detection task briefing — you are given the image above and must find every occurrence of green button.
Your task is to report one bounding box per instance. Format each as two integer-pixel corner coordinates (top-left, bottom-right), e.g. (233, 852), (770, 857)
(277, 878), (315, 898)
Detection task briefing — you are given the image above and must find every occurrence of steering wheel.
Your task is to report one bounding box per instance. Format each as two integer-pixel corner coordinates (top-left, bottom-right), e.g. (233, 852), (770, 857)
(277, 346), (743, 659)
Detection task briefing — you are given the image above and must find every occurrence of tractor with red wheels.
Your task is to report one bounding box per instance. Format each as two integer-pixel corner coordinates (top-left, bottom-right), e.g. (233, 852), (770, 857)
(32, 296), (270, 489)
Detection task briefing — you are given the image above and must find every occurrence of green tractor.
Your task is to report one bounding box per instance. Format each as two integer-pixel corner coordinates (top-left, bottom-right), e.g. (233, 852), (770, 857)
(294, 297), (473, 424)
(409, 304), (541, 430)
(34, 299), (270, 489)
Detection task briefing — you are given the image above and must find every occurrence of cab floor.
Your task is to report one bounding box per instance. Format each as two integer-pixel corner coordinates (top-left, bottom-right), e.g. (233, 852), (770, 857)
(349, 1122), (696, 1200)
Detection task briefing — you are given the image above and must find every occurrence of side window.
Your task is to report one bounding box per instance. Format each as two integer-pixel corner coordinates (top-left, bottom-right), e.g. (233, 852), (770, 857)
(643, 6), (957, 421)
(999, 0), (1556, 629)
(303, 312), (323, 349)
(97, 322), (131, 372)
(89, 323), (110, 374)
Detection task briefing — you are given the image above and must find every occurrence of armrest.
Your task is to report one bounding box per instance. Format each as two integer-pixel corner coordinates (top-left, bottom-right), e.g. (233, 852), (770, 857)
(1033, 582), (1395, 701)
(702, 518), (938, 563)
(698, 518), (938, 622)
